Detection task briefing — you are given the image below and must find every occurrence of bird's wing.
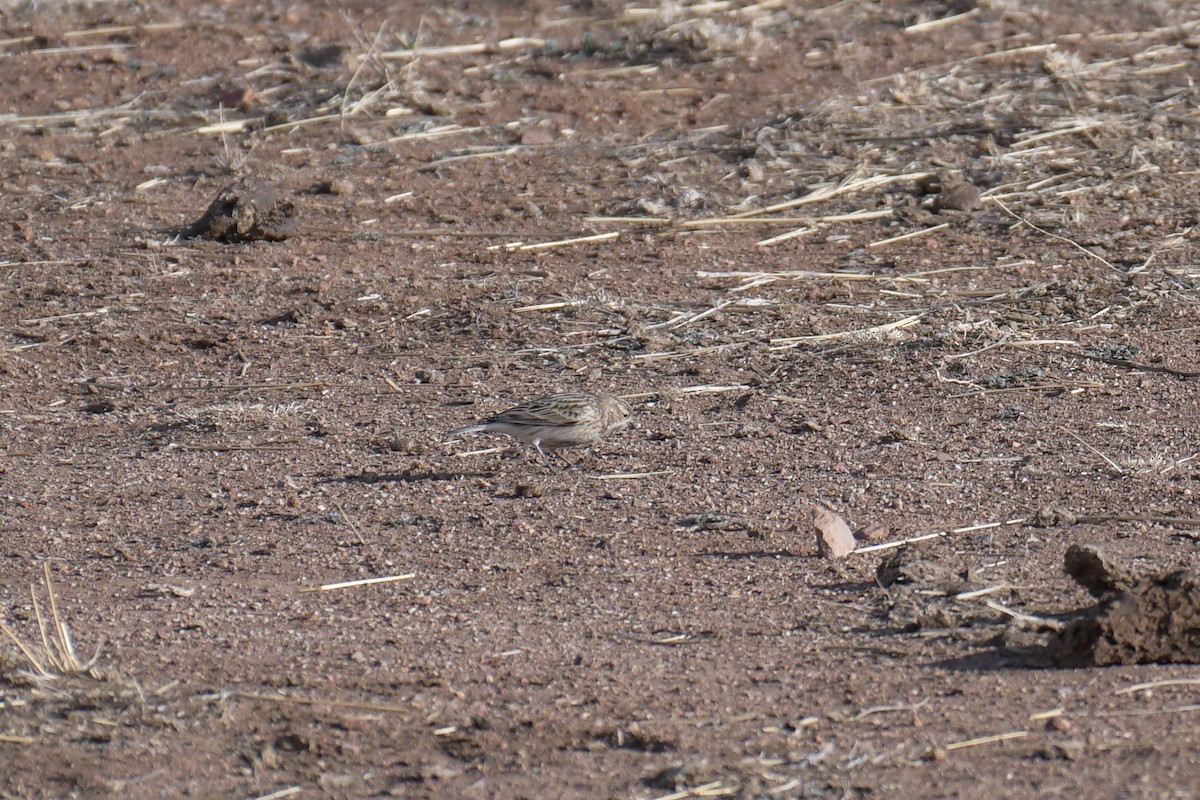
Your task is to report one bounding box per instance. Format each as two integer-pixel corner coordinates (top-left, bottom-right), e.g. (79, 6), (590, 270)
(495, 395), (596, 427)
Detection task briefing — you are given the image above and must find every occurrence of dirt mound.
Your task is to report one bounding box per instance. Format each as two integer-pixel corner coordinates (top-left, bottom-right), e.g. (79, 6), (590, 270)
(1052, 545), (1200, 666)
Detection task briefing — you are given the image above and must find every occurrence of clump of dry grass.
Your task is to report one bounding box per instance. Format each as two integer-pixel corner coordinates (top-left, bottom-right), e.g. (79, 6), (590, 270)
(0, 564), (102, 682)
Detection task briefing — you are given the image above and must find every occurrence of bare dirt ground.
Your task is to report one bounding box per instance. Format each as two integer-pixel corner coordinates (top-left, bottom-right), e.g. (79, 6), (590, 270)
(3, 1), (1200, 797)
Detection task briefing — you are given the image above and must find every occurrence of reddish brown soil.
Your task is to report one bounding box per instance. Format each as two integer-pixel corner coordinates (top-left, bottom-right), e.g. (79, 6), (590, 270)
(3, 1), (1200, 798)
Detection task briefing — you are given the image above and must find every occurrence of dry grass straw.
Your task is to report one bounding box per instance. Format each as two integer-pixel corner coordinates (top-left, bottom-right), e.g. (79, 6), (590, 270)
(649, 780), (739, 800)
(513, 300), (587, 313)
(1, 22), (183, 49)
(770, 314), (924, 349)
(867, 222), (950, 248)
(0, 732), (35, 744)
(860, 510), (1200, 560)
(1117, 679), (1200, 695)
(945, 381), (1106, 400)
(0, 564), (102, 681)
(942, 730), (1029, 752)
(952, 585), (1009, 601)
(381, 123), (483, 143)
(29, 43), (134, 56)
(336, 13), (397, 121)
(329, 498), (366, 546)
(698, 265), (983, 293)
(981, 599), (1064, 632)
(716, 171), (936, 222)
(21, 307), (111, 325)
(1029, 708), (1064, 721)
(377, 37), (545, 61)
(0, 98), (187, 132)
(633, 340), (751, 364)
(454, 446), (505, 458)
(1060, 426), (1126, 476)
(620, 383), (751, 399)
(431, 146), (520, 166)
(492, 232), (620, 252)
(299, 573), (415, 593)
(248, 788), (302, 800)
(854, 518), (1029, 554)
(990, 196), (1119, 272)
(595, 470), (673, 480)
(905, 8), (979, 34)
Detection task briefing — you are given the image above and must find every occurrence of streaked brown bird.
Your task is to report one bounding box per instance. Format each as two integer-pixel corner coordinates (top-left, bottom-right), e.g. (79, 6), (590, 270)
(448, 392), (633, 459)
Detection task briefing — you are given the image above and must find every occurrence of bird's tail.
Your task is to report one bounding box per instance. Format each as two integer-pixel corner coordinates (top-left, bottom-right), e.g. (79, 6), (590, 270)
(447, 424), (487, 437)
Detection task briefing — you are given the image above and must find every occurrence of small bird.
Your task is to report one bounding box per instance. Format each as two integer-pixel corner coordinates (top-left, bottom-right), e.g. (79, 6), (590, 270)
(448, 392), (633, 459)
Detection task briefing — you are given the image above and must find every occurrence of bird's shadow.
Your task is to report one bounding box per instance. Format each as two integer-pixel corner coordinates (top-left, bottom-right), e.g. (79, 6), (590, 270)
(929, 646), (1059, 672)
(812, 580), (879, 594)
(321, 468), (493, 485)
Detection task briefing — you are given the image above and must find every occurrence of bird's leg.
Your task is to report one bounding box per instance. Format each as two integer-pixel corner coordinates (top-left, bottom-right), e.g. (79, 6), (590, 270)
(534, 441), (558, 470)
(533, 441), (569, 471)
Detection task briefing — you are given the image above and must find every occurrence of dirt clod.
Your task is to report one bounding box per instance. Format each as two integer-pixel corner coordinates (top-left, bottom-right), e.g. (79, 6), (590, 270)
(854, 521), (890, 542)
(931, 180), (982, 213)
(213, 85), (256, 109)
(1064, 544), (1137, 597)
(1036, 505), (1079, 527)
(182, 177), (298, 242)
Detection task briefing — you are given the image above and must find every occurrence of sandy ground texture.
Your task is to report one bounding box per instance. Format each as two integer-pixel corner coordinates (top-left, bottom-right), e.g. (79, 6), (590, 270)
(3, 0), (1200, 797)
